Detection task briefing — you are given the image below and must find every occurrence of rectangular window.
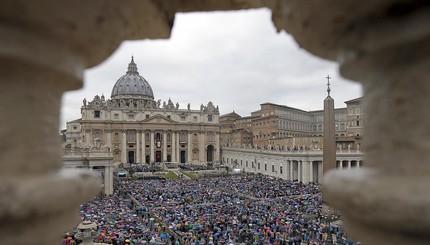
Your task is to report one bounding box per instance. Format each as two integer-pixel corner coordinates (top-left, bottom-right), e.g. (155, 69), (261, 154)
(181, 116), (186, 121)
(265, 164), (267, 171)
(94, 111), (100, 118)
(272, 165), (275, 172)
(114, 113), (119, 119)
(128, 114), (134, 119)
(280, 166), (283, 174)
(167, 115), (171, 119)
(208, 115), (213, 122)
(73, 126), (77, 130)
(146, 115), (149, 119)
(194, 116), (197, 122)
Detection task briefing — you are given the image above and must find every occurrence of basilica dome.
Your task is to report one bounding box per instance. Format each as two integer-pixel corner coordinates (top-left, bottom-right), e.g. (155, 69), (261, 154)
(111, 57), (154, 100)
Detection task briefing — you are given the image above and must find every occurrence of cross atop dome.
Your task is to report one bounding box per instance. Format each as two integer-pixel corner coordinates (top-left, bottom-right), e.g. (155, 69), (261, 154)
(326, 75), (331, 96)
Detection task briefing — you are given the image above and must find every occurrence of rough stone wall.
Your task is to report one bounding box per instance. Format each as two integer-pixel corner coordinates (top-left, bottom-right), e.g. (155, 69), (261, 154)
(1, 0), (429, 244)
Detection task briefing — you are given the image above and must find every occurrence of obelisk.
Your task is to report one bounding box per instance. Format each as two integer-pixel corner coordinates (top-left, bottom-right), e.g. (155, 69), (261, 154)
(323, 75), (336, 173)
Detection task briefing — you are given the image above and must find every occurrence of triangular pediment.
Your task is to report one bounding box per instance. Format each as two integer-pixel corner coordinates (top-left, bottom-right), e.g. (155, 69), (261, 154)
(141, 114), (176, 124)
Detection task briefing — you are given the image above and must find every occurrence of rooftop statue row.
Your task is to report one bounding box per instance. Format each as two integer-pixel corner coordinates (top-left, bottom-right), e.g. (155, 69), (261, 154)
(82, 95), (219, 113)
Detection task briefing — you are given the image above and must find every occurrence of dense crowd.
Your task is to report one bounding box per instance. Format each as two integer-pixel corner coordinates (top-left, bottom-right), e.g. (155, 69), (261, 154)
(122, 163), (164, 173)
(179, 165), (214, 171)
(66, 174), (360, 245)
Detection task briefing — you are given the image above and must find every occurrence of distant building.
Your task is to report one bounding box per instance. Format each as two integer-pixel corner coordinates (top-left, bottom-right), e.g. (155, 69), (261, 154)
(220, 98), (363, 150)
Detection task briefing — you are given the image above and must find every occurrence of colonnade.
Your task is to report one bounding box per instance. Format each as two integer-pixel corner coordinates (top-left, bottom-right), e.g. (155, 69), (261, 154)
(222, 148), (363, 184)
(336, 160), (363, 169)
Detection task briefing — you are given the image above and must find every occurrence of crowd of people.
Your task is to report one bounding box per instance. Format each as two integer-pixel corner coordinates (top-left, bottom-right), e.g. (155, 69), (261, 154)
(121, 163), (164, 173)
(178, 164), (214, 171)
(66, 174), (360, 245)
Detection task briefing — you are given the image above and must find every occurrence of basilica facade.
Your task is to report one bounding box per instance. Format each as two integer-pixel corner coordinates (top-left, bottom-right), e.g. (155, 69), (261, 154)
(63, 57), (221, 166)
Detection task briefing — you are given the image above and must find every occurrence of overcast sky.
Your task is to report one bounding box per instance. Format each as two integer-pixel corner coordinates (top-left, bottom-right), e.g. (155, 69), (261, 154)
(60, 8), (362, 129)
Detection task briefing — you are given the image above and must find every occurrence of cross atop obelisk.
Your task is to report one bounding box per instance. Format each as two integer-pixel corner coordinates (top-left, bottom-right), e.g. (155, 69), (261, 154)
(326, 75), (331, 96)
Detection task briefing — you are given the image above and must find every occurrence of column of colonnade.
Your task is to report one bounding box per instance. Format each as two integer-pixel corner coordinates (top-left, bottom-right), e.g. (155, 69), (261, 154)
(284, 161), (288, 180)
(301, 160), (310, 183)
(337, 159), (364, 170)
(309, 161), (314, 183)
(104, 165), (113, 195)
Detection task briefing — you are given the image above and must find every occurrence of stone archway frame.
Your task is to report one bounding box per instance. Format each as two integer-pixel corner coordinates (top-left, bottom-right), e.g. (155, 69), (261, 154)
(3, 1), (429, 245)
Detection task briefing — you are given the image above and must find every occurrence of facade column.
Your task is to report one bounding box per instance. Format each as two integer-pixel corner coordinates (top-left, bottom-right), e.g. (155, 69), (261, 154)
(150, 131), (154, 163)
(215, 132), (220, 163)
(142, 131), (146, 164)
(106, 129), (112, 146)
(122, 131), (127, 163)
(199, 131), (205, 163)
(85, 129), (91, 145)
(187, 131), (192, 163)
(176, 131), (181, 163)
(163, 131), (167, 162)
(347, 160), (351, 169)
(309, 161), (314, 183)
(172, 131), (176, 162)
(136, 131), (140, 163)
(339, 161), (343, 170)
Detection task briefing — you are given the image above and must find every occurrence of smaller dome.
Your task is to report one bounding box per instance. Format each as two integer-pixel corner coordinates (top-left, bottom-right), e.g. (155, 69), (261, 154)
(111, 57), (154, 99)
